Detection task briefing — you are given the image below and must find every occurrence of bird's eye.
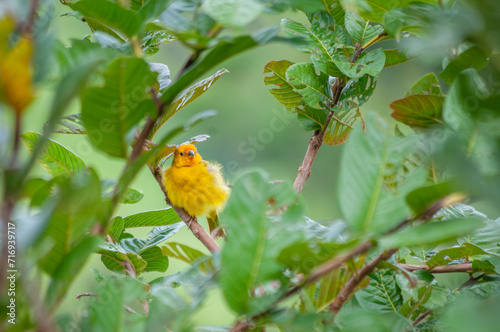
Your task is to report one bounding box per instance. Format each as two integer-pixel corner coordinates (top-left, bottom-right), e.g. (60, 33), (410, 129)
(180, 152), (184, 156)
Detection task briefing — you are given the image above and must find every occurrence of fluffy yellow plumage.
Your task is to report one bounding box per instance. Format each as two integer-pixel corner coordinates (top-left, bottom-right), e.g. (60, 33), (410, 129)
(162, 144), (230, 238)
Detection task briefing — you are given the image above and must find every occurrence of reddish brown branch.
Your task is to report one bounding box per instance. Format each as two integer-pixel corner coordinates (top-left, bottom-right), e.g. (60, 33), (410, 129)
(76, 292), (97, 300)
(329, 248), (398, 313)
(129, 90), (165, 163)
(398, 263), (474, 274)
(413, 309), (433, 327)
(293, 79), (344, 193)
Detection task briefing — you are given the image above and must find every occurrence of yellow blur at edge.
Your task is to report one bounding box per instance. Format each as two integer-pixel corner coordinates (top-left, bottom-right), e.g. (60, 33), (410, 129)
(0, 17), (34, 115)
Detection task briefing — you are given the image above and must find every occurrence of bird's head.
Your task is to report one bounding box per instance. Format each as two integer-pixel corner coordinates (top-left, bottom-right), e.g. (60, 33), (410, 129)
(173, 144), (202, 167)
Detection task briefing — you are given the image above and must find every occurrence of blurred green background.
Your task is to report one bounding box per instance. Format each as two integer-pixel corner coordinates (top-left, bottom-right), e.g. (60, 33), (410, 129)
(14, 2), (448, 326)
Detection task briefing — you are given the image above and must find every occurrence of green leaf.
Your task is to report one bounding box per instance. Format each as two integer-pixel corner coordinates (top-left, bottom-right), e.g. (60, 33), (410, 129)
(81, 57), (157, 158)
(149, 62), (172, 92)
(139, 246), (169, 273)
(383, 3), (434, 39)
(355, 0), (412, 24)
(122, 187), (144, 204)
(85, 276), (148, 331)
(340, 309), (413, 332)
(332, 48), (386, 79)
(398, 285), (432, 319)
(162, 242), (214, 272)
(67, 0), (142, 37)
(379, 217), (485, 249)
(406, 182), (455, 215)
(472, 260), (499, 275)
(304, 269), (347, 312)
(138, 0), (173, 23)
(46, 236), (101, 307)
(405, 73), (442, 96)
(439, 46), (490, 85)
(150, 69), (228, 138)
(296, 106), (328, 131)
(345, 12), (383, 45)
(203, 0), (263, 28)
(82, 16), (125, 41)
(106, 216), (124, 242)
(21, 53), (102, 182)
(323, 107), (363, 145)
(142, 30), (174, 56)
(384, 49), (412, 68)
(323, 0), (345, 26)
(278, 241), (357, 273)
(264, 60), (303, 110)
(21, 132), (86, 177)
(120, 223), (185, 253)
(355, 270), (403, 312)
(286, 62), (332, 107)
(47, 113), (86, 134)
(123, 208), (182, 228)
(468, 218), (500, 252)
(38, 169), (103, 276)
(337, 74), (377, 111)
(442, 69), (480, 137)
(99, 242), (148, 274)
(220, 172), (303, 315)
(426, 243), (490, 270)
(338, 115), (410, 234)
(281, 13), (350, 75)
(441, 288), (500, 332)
(390, 94), (445, 129)
(270, 309), (329, 331)
(101, 180), (145, 204)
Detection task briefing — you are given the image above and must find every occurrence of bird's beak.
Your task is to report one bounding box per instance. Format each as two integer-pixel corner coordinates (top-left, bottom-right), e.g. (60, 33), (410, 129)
(187, 150), (195, 157)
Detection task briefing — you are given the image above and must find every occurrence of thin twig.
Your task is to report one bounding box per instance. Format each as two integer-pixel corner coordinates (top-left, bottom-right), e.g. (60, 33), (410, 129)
(177, 50), (201, 79)
(329, 249), (398, 313)
(398, 263), (474, 274)
(21, 0), (40, 35)
(76, 292), (97, 300)
(412, 309), (433, 327)
(330, 112), (353, 128)
(129, 90), (165, 164)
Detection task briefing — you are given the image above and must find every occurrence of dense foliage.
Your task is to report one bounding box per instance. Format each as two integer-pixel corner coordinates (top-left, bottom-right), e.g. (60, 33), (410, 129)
(1, 0), (500, 331)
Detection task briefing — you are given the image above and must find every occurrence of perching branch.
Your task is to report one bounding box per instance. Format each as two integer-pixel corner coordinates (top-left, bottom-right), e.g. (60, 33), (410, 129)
(398, 263), (474, 274)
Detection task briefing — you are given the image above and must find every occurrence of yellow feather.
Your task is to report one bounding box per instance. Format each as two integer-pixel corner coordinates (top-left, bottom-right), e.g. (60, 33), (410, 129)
(162, 144), (230, 237)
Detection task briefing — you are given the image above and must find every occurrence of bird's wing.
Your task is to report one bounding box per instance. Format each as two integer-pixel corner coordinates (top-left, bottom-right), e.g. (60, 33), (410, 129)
(204, 161), (230, 192)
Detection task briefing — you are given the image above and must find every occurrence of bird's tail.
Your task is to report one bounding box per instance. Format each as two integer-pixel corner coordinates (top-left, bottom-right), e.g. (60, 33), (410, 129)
(207, 210), (225, 239)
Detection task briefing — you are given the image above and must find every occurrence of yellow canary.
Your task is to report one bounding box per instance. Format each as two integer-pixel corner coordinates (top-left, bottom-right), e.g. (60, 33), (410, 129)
(162, 144), (230, 238)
